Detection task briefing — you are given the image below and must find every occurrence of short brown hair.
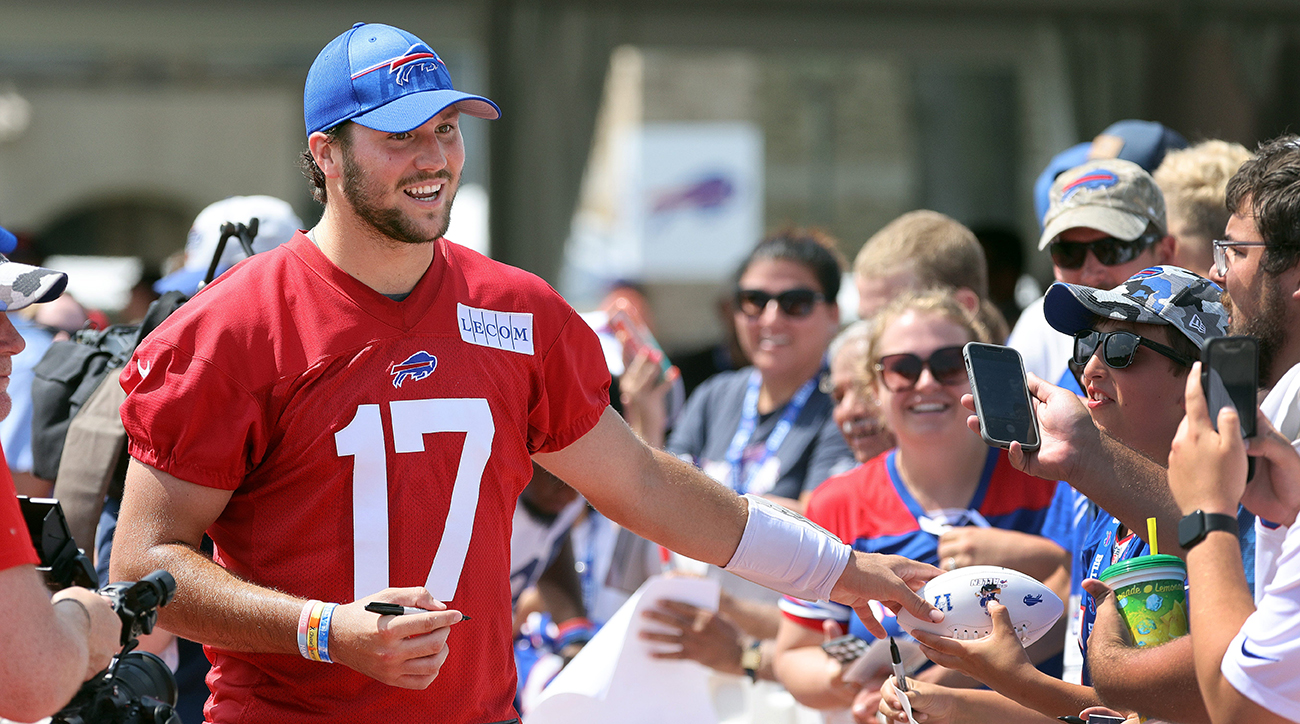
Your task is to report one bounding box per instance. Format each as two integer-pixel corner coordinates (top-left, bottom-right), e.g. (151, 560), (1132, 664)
(1226, 135), (1300, 275)
(1154, 140), (1251, 242)
(299, 122), (353, 205)
(853, 210), (989, 299)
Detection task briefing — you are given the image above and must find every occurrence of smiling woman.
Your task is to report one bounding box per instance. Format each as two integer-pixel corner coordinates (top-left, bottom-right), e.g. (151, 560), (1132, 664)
(664, 228), (852, 512)
(771, 287), (1067, 718)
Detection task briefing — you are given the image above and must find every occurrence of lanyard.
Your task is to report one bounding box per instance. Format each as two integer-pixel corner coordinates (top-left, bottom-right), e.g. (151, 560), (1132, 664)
(724, 370), (818, 494)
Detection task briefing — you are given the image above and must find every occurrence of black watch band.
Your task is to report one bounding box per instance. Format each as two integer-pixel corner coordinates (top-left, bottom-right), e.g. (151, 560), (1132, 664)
(1178, 510), (1239, 550)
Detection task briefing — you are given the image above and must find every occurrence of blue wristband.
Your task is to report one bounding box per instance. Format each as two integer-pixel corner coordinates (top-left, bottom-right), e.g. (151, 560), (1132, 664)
(314, 600), (335, 662)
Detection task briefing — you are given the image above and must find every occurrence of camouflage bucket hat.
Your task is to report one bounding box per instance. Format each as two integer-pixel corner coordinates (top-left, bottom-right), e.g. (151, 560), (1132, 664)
(1043, 265), (1227, 348)
(0, 227), (68, 311)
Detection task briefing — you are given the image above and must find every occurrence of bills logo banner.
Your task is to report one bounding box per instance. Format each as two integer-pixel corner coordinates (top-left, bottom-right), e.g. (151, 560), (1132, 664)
(457, 303), (534, 355)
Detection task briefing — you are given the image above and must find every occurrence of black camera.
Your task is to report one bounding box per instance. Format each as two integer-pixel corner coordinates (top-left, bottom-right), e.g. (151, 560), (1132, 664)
(18, 497), (182, 724)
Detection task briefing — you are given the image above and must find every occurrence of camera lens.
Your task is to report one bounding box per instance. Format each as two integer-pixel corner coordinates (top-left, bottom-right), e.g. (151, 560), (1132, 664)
(112, 651), (177, 706)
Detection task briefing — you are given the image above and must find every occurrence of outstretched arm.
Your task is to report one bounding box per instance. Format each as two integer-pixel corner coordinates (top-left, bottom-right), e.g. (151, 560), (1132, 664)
(536, 408), (944, 637)
(910, 601), (1101, 719)
(1083, 578), (1208, 723)
(962, 374), (1184, 555)
(0, 565), (120, 722)
(1167, 366), (1299, 724)
(111, 460), (464, 690)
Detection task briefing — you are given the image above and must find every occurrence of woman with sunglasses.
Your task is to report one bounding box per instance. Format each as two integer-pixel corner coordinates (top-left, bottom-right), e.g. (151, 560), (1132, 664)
(615, 231), (854, 700)
(876, 267), (1243, 724)
(661, 229), (854, 512)
(773, 288), (1065, 721)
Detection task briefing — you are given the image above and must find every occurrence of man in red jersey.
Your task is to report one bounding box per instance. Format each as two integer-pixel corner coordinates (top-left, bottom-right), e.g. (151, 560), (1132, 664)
(110, 23), (943, 724)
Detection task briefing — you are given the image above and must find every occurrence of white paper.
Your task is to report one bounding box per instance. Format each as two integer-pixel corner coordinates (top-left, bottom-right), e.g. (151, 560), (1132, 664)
(525, 575), (721, 724)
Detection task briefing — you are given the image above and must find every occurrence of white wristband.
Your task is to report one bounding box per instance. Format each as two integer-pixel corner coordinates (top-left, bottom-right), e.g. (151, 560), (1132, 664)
(723, 494), (851, 602)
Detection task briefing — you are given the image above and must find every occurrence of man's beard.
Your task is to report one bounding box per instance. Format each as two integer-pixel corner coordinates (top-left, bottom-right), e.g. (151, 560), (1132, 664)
(340, 147), (456, 246)
(1226, 273), (1289, 383)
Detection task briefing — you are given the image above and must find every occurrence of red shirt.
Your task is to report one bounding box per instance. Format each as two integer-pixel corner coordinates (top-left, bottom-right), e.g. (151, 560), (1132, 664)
(0, 446), (39, 572)
(121, 234), (609, 724)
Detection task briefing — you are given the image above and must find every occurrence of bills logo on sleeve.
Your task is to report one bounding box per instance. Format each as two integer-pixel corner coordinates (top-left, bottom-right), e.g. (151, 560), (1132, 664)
(457, 303), (534, 355)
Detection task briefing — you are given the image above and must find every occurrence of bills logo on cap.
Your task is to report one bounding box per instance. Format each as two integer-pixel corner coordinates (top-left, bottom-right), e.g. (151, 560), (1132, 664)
(351, 43), (447, 85)
(389, 351), (438, 388)
(1062, 170), (1119, 201)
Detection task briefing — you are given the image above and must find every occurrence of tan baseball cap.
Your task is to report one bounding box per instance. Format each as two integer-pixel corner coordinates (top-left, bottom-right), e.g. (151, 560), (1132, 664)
(1038, 158), (1166, 250)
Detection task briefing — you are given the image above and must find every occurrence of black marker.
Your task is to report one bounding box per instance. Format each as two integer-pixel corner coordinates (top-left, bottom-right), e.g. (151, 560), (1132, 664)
(365, 602), (471, 620)
(889, 637), (909, 693)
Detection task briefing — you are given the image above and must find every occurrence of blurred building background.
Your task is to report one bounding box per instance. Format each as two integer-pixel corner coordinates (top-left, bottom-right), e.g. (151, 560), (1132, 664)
(1, 0), (1298, 346)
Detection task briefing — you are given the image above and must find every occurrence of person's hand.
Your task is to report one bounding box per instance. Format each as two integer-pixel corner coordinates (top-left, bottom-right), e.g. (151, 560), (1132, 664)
(907, 601), (1033, 689)
(963, 373), (1100, 483)
(877, 676), (959, 724)
(1079, 706), (1140, 724)
(52, 586), (121, 681)
(1243, 411), (1300, 526)
(639, 599), (745, 674)
(937, 528), (1063, 579)
(618, 346), (676, 447)
(1168, 364), (1248, 516)
(1080, 578), (1131, 664)
(328, 587), (464, 689)
(831, 553), (944, 640)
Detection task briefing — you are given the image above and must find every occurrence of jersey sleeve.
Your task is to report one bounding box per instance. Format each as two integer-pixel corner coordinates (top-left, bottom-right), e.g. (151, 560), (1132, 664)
(0, 454), (38, 571)
(779, 595), (851, 631)
(120, 340), (269, 490)
(527, 309), (611, 454)
(1221, 525), (1300, 723)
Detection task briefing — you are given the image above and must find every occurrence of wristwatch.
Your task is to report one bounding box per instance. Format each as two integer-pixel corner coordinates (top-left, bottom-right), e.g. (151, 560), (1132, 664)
(1178, 510), (1239, 550)
(740, 640), (763, 682)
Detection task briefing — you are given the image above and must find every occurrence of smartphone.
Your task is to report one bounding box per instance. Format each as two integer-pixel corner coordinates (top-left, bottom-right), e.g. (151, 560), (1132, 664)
(17, 496), (97, 589)
(1201, 336), (1258, 439)
(820, 634), (871, 664)
(964, 342), (1040, 451)
(605, 297), (673, 383)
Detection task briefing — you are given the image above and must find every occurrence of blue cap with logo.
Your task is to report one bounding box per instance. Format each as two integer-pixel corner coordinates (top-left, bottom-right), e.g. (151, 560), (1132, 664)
(1033, 120), (1187, 228)
(304, 22), (501, 136)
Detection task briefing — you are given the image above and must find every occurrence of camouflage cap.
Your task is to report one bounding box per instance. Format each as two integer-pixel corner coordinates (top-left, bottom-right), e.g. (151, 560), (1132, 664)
(1038, 158), (1167, 250)
(0, 227), (67, 311)
(1043, 265), (1227, 348)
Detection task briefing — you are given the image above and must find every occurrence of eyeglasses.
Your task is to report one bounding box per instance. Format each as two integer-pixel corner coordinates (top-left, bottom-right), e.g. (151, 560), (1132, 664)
(1212, 239), (1269, 277)
(1049, 231), (1161, 269)
(735, 288), (826, 318)
(1072, 328), (1194, 369)
(874, 346), (967, 392)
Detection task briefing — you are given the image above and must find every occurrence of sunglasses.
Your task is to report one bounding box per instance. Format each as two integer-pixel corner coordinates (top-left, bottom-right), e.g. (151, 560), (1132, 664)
(735, 288), (826, 318)
(1072, 328), (1195, 369)
(874, 346), (967, 392)
(1049, 231), (1160, 269)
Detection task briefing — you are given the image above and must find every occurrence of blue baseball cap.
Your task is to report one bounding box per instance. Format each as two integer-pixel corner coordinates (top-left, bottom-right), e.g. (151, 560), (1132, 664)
(1034, 120), (1187, 228)
(304, 22), (500, 136)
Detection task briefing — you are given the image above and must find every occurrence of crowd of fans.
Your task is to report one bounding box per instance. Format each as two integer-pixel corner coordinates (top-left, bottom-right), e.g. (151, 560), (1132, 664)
(3, 20), (1300, 724)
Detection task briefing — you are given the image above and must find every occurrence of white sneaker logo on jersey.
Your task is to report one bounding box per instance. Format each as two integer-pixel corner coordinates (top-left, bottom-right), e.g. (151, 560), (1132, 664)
(457, 303), (534, 355)
(137, 358), (152, 379)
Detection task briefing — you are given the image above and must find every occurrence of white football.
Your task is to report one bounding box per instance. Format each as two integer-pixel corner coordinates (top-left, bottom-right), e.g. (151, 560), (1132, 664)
(894, 565), (1063, 646)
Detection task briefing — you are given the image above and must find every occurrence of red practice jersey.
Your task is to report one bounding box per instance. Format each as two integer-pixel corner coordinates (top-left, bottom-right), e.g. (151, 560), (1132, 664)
(120, 234), (610, 724)
(0, 446), (38, 572)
